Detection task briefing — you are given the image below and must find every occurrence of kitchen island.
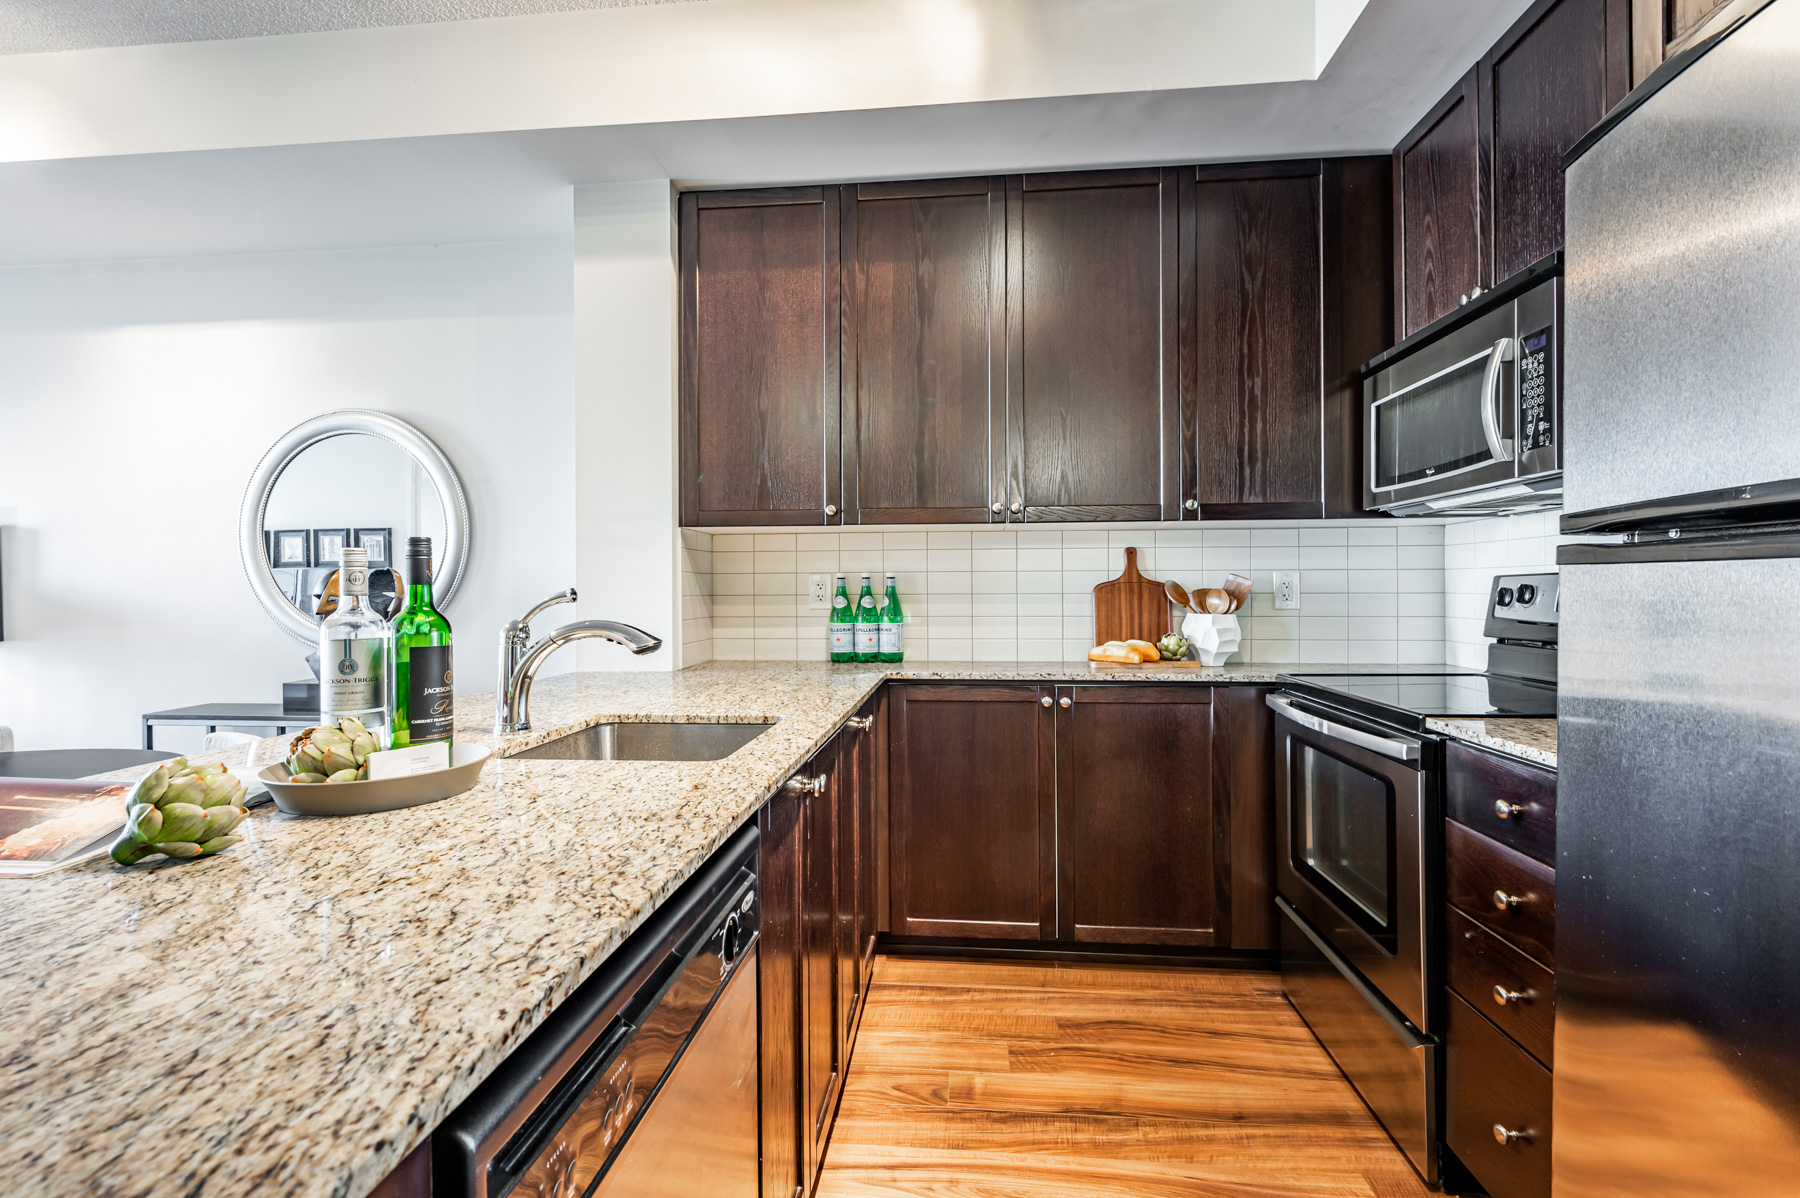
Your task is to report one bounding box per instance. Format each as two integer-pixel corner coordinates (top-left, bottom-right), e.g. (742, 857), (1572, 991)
(0, 660), (1312, 1198)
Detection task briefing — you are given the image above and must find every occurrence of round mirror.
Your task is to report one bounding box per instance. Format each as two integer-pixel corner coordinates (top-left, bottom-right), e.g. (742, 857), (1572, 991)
(240, 411), (470, 644)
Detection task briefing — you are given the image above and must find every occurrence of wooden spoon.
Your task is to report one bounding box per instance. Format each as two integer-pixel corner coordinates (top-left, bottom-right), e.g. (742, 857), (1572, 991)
(1222, 573), (1253, 614)
(1198, 587), (1232, 614)
(1164, 580), (1194, 613)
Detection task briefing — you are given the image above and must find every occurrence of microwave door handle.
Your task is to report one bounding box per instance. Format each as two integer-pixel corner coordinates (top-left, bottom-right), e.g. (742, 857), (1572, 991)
(1266, 694), (1422, 763)
(1480, 337), (1517, 465)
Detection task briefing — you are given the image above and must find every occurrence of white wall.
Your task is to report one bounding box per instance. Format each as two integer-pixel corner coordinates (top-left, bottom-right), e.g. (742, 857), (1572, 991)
(0, 238), (576, 752)
(571, 180), (685, 672)
(1443, 511), (1565, 668)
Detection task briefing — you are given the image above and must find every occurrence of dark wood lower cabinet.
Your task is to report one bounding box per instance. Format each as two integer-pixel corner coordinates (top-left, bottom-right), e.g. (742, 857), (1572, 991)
(1056, 685), (1215, 945)
(758, 782), (805, 1198)
(1447, 991), (1554, 1198)
(800, 735), (842, 1177)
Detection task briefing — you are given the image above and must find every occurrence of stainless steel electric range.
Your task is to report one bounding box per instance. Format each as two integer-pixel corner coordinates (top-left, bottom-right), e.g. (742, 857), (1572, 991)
(1267, 572), (1558, 1185)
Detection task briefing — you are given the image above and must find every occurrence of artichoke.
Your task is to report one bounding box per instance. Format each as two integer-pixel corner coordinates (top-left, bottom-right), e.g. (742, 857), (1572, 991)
(1157, 633), (1191, 662)
(109, 758), (251, 866)
(284, 717), (378, 784)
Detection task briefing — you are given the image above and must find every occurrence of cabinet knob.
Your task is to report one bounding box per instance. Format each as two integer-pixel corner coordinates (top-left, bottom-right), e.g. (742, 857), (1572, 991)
(1493, 1123), (1529, 1146)
(1010, 501), (1023, 514)
(992, 502), (1004, 514)
(1493, 984), (1528, 1007)
(1041, 695), (1053, 707)
(1059, 696), (1072, 709)
(782, 774), (826, 795)
(825, 504), (838, 516)
(1493, 889), (1523, 910)
(1495, 799), (1525, 820)
(1185, 499), (1198, 511)
(846, 716), (873, 731)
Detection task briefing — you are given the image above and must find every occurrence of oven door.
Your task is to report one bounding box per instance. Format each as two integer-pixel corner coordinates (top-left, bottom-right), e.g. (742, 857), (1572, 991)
(1366, 303), (1519, 511)
(1269, 693), (1432, 1033)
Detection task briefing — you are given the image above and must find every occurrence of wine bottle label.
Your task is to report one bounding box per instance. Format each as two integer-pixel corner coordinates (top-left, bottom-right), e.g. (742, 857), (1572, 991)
(407, 645), (455, 743)
(879, 622), (904, 653)
(324, 638), (383, 714)
(856, 627), (879, 653)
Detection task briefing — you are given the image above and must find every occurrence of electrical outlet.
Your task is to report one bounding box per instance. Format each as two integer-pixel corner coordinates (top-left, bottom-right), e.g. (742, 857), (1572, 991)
(809, 574), (830, 610)
(1273, 571), (1299, 609)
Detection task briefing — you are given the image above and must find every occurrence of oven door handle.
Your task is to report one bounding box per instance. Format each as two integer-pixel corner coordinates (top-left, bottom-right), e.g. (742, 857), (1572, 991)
(1277, 897), (1431, 1051)
(1479, 337), (1516, 466)
(1266, 694), (1421, 763)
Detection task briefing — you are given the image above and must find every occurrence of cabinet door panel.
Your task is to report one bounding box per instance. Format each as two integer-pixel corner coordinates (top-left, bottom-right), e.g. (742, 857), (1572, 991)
(1057, 686), (1216, 945)
(757, 788), (804, 1198)
(799, 739), (840, 1178)
(1487, 0), (1615, 281)
(1211, 685), (1277, 949)
(1395, 70), (1486, 338)
(1191, 168), (1323, 510)
(845, 181), (1002, 523)
(680, 189), (839, 526)
(1013, 171), (1178, 521)
(890, 684), (1053, 939)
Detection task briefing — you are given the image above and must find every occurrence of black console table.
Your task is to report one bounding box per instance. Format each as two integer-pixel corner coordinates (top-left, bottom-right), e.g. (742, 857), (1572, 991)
(0, 748), (178, 780)
(141, 704), (318, 751)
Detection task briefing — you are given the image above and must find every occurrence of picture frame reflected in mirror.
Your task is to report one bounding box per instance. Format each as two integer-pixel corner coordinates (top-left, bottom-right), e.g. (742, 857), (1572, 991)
(271, 529), (311, 569)
(312, 528), (349, 568)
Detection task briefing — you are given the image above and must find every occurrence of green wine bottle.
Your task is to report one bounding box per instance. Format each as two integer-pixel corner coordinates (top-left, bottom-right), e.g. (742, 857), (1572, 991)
(391, 536), (454, 748)
(828, 574), (856, 662)
(878, 572), (905, 663)
(854, 573), (880, 663)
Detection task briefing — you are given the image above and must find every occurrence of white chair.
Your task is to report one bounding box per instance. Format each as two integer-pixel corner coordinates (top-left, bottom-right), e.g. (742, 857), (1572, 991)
(0, 726), (12, 753)
(201, 730), (263, 759)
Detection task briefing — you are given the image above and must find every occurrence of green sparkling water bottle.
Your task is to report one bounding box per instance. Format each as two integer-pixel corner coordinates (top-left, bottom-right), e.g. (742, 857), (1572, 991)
(878, 573), (905, 663)
(854, 573), (880, 663)
(828, 574), (856, 662)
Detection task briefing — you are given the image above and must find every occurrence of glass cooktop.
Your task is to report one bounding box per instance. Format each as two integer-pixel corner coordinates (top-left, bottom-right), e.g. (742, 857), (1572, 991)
(1280, 672), (1558, 725)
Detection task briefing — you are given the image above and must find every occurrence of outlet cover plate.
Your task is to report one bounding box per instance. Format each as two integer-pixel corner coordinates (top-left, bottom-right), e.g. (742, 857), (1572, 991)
(809, 575), (830, 610)
(1273, 571), (1299, 609)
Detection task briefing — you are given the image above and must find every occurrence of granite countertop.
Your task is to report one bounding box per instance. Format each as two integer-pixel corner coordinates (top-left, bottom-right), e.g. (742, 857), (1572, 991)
(0, 659), (1313, 1198)
(1426, 716), (1558, 769)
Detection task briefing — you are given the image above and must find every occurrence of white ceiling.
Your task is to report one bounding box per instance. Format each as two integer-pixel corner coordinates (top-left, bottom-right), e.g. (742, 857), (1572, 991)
(0, 0), (1535, 267)
(0, 0), (695, 55)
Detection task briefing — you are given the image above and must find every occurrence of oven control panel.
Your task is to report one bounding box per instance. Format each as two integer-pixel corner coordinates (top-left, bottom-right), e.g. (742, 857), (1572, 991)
(1491, 573), (1559, 624)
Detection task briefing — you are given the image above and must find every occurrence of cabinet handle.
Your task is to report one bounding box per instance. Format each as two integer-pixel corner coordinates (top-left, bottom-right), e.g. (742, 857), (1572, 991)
(1494, 799), (1525, 820)
(1010, 501), (1023, 514)
(824, 504), (838, 516)
(1493, 890), (1523, 910)
(1185, 498), (1198, 511)
(992, 502), (1004, 514)
(1493, 1123), (1530, 1146)
(782, 774), (825, 795)
(846, 716), (872, 731)
(1059, 696), (1072, 709)
(1493, 984), (1528, 1007)
(1041, 696), (1053, 707)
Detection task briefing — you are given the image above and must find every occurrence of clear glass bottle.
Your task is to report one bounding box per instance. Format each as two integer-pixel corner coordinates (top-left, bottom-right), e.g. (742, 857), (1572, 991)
(854, 573), (880, 663)
(319, 547), (393, 744)
(391, 536), (455, 748)
(878, 573), (905, 663)
(828, 574), (856, 662)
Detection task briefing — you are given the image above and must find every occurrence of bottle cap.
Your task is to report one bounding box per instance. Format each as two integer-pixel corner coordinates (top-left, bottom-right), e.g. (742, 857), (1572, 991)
(407, 536), (433, 558)
(340, 548), (370, 596)
(406, 536), (433, 586)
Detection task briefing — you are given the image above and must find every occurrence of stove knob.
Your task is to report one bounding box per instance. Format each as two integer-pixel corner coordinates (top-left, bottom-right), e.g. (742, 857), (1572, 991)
(1496, 587), (1515, 607)
(1516, 583), (1537, 606)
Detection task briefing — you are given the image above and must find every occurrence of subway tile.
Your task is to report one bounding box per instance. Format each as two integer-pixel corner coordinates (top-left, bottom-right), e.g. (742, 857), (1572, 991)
(1203, 528), (1252, 547)
(1252, 546), (1300, 570)
(1472, 518), (1510, 543)
(1243, 640), (1300, 664)
(795, 638), (828, 662)
(927, 548), (973, 571)
(1205, 547), (1253, 573)
(838, 532), (884, 553)
(714, 551), (754, 575)
(932, 595), (973, 617)
(1016, 529), (1061, 549)
(927, 571), (972, 595)
(793, 531), (839, 549)
(882, 531), (928, 550)
(929, 617), (974, 638)
(1398, 616), (1444, 640)
(1299, 526), (1348, 546)
(714, 573), (754, 596)
(754, 638), (798, 661)
(1348, 569), (1397, 593)
(1017, 615), (1062, 639)
(1061, 529), (1108, 547)
(1156, 529), (1205, 548)
(1062, 547), (1107, 571)
(1347, 545), (1397, 570)
(1018, 638), (1064, 661)
(1017, 547), (1061, 571)
(1063, 615), (1096, 640)
(753, 533), (796, 551)
(713, 637), (754, 660)
(972, 570), (1018, 595)
(927, 637), (972, 661)
(1063, 569), (1108, 593)
(1348, 526), (1398, 546)
(755, 572), (799, 596)
(1397, 569), (1441, 593)
(1018, 570), (1062, 593)
(1298, 616), (1348, 640)
(1347, 592), (1399, 617)
(972, 548), (1017, 570)
(712, 613), (755, 636)
(972, 594), (1018, 618)
(1063, 592), (1092, 616)
(883, 549), (928, 572)
(755, 550), (798, 573)
(927, 530), (973, 548)
(972, 640), (1020, 662)
(1397, 523), (1444, 545)
(1303, 569), (1347, 594)
(1398, 592), (1445, 617)
(1109, 530), (1151, 549)
(1299, 641), (1350, 664)
(1251, 528), (1299, 547)
(1397, 544), (1440, 570)
(795, 550), (839, 573)
(712, 533), (753, 552)
(1347, 615), (1397, 639)
(970, 529), (1017, 550)
(1157, 547), (1205, 572)
(1061, 638), (1093, 661)
(1299, 546), (1348, 570)
(1017, 593), (1063, 617)
(754, 616), (800, 635)
(1304, 591), (1348, 616)
(1398, 640), (1444, 664)
(1347, 640), (1400, 664)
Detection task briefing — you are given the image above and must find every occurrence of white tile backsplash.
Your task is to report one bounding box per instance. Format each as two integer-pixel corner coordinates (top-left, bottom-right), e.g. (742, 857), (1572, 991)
(696, 521), (1448, 664)
(1443, 511), (1567, 668)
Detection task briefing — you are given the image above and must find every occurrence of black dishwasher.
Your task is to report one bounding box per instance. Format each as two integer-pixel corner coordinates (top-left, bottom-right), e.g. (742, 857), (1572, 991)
(436, 823), (759, 1198)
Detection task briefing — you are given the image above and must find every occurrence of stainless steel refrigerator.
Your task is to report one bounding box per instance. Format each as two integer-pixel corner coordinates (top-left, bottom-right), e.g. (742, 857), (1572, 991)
(1557, 0), (1800, 1192)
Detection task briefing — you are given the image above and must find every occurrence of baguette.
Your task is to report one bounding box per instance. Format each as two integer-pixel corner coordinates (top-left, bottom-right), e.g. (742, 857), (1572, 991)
(1124, 639), (1161, 662)
(1087, 642), (1143, 664)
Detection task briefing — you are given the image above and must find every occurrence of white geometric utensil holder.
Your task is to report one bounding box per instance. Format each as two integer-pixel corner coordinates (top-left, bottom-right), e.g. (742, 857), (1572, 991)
(1181, 612), (1242, 666)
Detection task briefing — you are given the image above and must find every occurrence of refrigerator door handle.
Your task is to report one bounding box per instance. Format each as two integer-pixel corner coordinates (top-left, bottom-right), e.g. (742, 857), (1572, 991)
(1480, 337), (1517, 466)
(1267, 694), (1422, 763)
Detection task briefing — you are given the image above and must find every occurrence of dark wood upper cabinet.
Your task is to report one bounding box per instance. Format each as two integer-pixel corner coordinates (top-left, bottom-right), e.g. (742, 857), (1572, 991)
(680, 188), (840, 527)
(1634, 0), (1736, 81)
(888, 684), (1054, 940)
(1012, 169), (1180, 521)
(1056, 686), (1216, 945)
(842, 179), (1004, 524)
(1483, 0), (1633, 283)
(1394, 68), (1487, 339)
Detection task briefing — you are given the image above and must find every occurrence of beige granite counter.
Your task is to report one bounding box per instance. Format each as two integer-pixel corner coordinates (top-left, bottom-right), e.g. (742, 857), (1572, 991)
(1427, 717), (1558, 769)
(0, 659), (1325, 1198)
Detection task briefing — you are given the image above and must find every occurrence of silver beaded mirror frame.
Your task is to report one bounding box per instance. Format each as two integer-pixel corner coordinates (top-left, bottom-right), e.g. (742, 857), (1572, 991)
(239, 410), (471, 645)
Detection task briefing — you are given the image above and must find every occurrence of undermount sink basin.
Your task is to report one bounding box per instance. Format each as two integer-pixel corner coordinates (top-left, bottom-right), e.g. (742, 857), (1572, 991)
(507, 720), (777, 762)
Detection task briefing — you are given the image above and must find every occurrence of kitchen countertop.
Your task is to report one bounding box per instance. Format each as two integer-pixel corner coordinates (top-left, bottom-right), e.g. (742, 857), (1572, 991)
(0, 659), (1323, 1198)
(1426, 717), (1558, 769)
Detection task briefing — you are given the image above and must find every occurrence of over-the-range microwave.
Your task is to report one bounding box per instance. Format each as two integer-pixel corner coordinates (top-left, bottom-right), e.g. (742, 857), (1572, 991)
(1362, 257), (1562, 517)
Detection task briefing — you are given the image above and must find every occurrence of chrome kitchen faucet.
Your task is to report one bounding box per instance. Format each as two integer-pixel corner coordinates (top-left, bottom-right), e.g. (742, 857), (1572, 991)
(496, 587), (662, 733)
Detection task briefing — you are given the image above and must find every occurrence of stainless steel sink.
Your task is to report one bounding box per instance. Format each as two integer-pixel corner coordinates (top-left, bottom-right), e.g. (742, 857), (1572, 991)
(506, 721), (776, 762)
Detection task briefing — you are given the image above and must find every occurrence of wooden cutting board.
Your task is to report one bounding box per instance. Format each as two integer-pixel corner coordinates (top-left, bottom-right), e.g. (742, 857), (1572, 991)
(1092, 547), (1171, 646)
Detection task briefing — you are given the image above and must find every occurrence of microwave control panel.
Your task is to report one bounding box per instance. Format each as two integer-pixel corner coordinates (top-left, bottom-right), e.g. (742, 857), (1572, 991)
(1518, 328), (1553, 451)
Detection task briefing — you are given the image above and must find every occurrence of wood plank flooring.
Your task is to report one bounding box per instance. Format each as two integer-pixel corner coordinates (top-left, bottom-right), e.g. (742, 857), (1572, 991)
(816, 956), (1432, 1198)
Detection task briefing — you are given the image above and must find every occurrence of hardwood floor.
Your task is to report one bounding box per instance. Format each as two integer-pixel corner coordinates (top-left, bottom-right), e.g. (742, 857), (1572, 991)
(816, 956), (1432, 1197)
